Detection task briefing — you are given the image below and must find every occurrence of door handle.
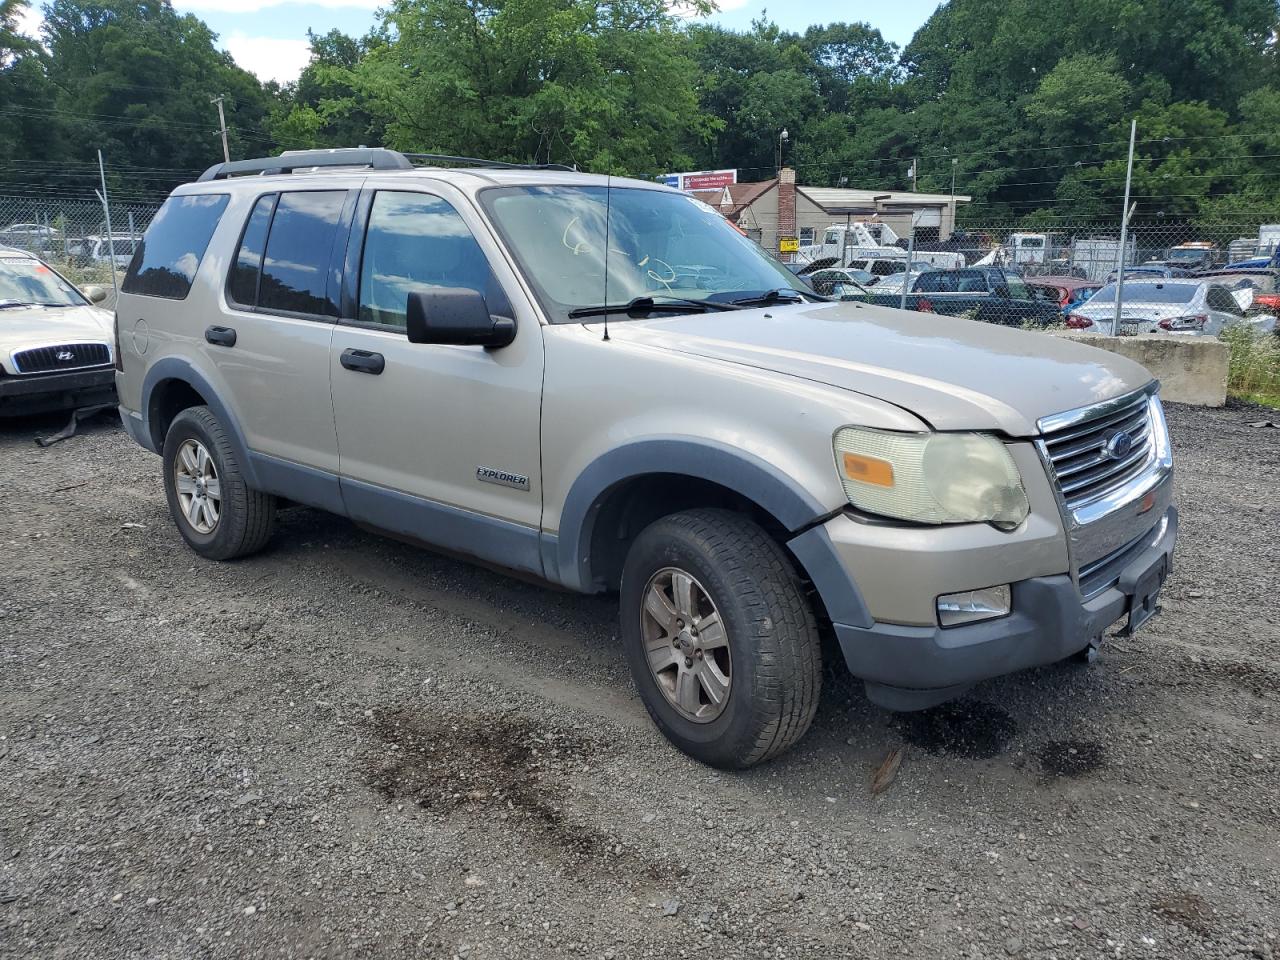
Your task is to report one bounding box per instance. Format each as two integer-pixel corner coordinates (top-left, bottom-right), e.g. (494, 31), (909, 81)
(340, 348), (385, 375)
(204, 325), (237, 347)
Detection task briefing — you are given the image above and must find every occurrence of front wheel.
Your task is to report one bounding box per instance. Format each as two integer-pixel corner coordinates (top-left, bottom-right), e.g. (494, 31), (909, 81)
(619, 509), (822, 768)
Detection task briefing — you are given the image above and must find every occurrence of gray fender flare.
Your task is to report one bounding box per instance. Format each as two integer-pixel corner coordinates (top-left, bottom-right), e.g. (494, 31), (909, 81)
(551, 437), (831, 589)
(140, 357), (259, 488)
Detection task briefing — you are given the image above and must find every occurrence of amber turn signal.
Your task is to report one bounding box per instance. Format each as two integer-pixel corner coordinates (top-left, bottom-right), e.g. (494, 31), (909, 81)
(842, 452), (895, 487)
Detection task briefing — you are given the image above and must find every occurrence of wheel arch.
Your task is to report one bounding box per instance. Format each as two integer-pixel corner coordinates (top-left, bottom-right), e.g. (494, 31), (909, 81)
(141, 357), (259, 487)
(549, 438), (833, 595)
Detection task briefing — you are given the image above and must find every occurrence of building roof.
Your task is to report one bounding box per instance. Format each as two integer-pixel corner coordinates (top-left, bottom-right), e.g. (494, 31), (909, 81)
(798, 186), (972, 212)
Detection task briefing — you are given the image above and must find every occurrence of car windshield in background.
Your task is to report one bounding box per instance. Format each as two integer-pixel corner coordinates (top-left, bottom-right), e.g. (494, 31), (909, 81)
(1088, 282), (1197, 304)
(480, 186), (810, 322)
(0, 256), (85, 309)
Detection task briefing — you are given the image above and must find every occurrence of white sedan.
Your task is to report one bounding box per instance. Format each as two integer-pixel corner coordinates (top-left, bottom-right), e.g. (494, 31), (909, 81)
(1065, 278), (1276, 336)
(0, 247), (116, 417)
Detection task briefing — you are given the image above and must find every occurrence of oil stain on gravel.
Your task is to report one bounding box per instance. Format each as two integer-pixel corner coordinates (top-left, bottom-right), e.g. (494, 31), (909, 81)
(896, 700), (1017, 759)
(1036, 739), (1107, 778)
(363, 709), (673, 880)
(1152, 891), (1217, 936)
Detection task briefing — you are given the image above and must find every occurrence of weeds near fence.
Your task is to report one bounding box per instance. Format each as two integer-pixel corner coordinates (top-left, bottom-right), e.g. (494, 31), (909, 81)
(1220, 325), (1280, 407)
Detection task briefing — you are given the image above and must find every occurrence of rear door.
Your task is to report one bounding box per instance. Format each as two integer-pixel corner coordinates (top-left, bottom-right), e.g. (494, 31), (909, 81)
(328, 184), (545, 573)
(213, 187), (356, 485)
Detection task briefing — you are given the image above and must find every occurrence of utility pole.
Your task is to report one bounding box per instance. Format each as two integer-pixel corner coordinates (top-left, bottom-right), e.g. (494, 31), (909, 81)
(1112, 118), (1137, 337)
(211, 95), (230, 164)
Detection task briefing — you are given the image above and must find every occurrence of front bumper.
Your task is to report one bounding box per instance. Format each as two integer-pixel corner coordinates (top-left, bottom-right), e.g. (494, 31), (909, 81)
(832, 506), (1177, 710)
(0, 367), (117, 417)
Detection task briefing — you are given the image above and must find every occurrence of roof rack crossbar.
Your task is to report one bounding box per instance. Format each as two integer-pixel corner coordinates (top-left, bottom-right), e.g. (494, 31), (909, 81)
(197, 148), (414, 182)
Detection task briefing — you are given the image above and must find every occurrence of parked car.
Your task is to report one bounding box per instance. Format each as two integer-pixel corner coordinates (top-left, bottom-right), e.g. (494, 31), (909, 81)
(0, 222), (56, 254)
(115, 148), (1177, 768)
(1065, 279), (1276, 336)
(1026, 276), (1103, 313)
(81, 233), (140, 269)
(843, 267), (1063, 327)
(1114, 264), (1191, 281)
(1146, 243), (1221, 272)
(0, 246), (115, 416)
(844, 256), (931, 280)
(806, 267), (874, 295)
(1191, 268), (1280, 313)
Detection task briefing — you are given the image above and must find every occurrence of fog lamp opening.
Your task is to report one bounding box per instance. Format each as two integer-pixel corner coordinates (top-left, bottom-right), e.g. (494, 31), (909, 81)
(937, 585), (1012, 627)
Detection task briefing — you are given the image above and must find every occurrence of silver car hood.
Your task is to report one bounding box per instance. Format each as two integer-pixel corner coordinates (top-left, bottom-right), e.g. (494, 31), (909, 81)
(604, 301), (1154, 436)
(0, 304), (112, 349)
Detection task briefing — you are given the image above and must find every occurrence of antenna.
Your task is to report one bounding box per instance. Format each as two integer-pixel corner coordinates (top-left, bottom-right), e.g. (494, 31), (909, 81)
(602, 175), (612, 342)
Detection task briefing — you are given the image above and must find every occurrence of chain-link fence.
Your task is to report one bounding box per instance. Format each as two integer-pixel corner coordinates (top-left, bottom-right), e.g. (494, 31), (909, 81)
(792, 216), (1280, 340)
(0, 195), (162, 310)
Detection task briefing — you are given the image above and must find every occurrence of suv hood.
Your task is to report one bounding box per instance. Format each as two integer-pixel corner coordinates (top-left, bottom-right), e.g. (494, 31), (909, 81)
(605, 301), (1153, 436)
(0, 304), (112, 352)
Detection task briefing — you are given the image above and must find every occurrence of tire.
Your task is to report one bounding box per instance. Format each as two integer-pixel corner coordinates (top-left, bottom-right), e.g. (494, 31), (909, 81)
(162, 405), (275, 561)
(619, 508), (822, 769)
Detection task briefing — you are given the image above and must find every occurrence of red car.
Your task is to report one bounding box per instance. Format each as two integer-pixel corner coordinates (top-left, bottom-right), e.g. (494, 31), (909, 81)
(1026, 276), (1103, 311)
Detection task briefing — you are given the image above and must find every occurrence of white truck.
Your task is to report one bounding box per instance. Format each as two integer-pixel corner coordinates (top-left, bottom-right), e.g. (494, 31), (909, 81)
(797, 221), (966, 270)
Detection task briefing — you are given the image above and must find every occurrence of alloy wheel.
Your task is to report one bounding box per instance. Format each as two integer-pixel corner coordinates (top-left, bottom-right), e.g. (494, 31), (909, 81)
(173, 438), (221, 535)
(639, 567), (732, 722)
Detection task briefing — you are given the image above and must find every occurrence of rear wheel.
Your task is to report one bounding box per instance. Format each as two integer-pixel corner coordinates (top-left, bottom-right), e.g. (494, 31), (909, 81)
(620, 508), (822, 768)
(162, 406), (275, 560)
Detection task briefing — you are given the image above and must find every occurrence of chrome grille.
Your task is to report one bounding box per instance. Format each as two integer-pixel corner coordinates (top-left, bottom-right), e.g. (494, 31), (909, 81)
(1041, 391), (1154, 511)
(12, 342), (111, 374)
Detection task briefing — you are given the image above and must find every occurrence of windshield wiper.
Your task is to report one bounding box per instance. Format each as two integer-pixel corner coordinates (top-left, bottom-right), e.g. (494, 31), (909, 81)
(0, 299), (36, 310)
(728, 287), (818, 307)
(567, 295), (745, 319)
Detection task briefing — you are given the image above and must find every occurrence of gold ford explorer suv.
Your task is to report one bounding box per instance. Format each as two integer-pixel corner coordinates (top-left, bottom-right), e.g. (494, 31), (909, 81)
(114, 149), (1176, 768)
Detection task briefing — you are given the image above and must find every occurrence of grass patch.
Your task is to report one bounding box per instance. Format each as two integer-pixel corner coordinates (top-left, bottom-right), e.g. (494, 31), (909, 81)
(1220, 325), (1280, 408)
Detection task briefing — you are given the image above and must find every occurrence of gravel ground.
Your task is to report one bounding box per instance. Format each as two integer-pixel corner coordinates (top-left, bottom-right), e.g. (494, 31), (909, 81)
(1, 402), (1277, 959)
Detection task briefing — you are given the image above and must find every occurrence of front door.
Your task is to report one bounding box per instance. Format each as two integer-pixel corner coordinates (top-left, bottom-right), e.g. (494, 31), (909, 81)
(329, 187), (545, 575)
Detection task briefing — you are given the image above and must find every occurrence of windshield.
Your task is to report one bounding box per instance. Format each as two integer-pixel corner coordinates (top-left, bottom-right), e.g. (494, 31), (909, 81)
(480, 185), (809, 322)
(0, 256), (85, 308)
(1002, 274), (1032, 299)
(1088, 282), (1197, 304)
(1168, 247), (1211, 260)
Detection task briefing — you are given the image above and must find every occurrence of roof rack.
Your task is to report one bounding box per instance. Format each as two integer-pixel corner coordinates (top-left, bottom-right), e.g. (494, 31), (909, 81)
(197, 147), (575, 182)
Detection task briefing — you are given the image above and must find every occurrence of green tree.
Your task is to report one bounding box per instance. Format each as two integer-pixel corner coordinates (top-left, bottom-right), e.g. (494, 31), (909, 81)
(348, 0), (717, 174)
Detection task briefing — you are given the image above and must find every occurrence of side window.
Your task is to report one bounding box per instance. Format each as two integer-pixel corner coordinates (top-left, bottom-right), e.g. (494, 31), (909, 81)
(357, 191), (494, 329)
(122, 193), (229, 300)
(914, 272), (943, 292)
(259, 191), (346, 317)
(227, 193), (276, 307)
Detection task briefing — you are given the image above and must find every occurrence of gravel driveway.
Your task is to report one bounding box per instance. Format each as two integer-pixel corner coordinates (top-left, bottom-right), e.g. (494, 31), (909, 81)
(1, 402), (1277, 959)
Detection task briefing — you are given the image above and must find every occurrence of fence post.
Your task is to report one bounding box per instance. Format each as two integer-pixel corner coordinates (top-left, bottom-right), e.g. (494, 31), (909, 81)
(95, 149), (119, 296)
(1112, 118), (1137, 336)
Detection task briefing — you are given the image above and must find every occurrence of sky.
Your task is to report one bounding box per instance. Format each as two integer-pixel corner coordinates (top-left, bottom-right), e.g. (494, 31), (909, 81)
(17, 0), (944, 86)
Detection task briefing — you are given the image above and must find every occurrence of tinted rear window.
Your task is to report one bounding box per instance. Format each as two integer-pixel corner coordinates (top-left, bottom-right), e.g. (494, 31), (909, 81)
(258, 191), (345, 317)
(122, 194), (229, 299)
(228, 194), (276, 306)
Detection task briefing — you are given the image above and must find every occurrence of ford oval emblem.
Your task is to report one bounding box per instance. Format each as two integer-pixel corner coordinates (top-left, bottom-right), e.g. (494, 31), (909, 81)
(1104, 430), (1134, 460)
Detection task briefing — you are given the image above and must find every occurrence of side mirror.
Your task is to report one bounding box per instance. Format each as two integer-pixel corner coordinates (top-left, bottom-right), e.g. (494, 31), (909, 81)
(82, 284), (107, 304)
(405, 287), (515, 348)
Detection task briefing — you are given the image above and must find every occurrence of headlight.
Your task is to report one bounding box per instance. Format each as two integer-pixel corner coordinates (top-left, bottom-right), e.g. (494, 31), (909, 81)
(833, 427), (1029, 527)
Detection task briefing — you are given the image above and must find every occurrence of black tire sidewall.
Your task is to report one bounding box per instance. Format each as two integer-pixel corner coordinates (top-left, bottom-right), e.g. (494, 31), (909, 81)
(620, 518), (781, 767)
(161, 408), (240, 558)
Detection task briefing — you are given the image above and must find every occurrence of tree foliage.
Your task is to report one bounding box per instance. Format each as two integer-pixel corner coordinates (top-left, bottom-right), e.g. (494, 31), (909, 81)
(2, 0), (1280, 220)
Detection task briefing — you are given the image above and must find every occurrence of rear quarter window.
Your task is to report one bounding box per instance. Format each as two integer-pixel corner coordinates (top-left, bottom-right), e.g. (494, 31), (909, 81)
(122, 194), (229, 300)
